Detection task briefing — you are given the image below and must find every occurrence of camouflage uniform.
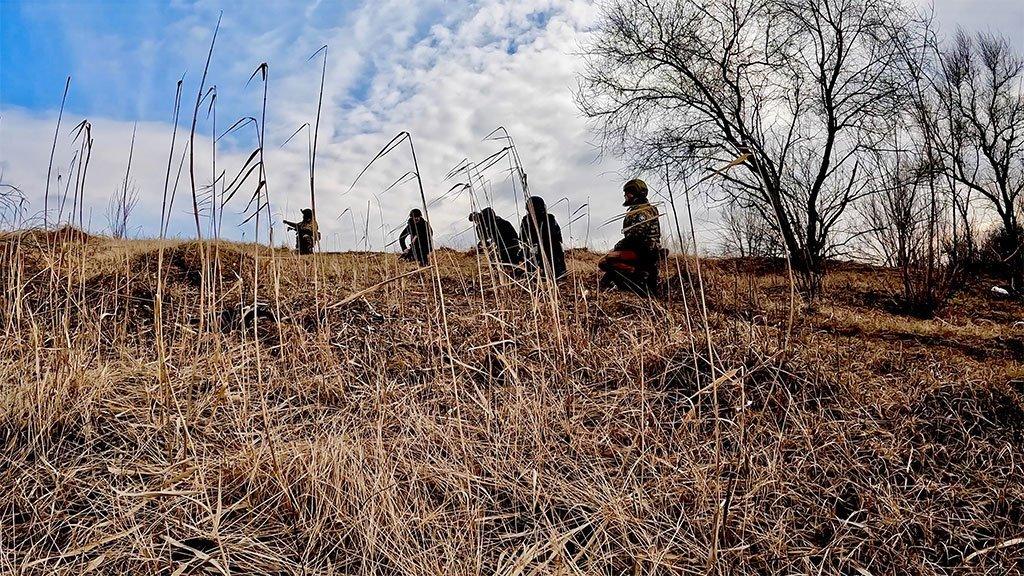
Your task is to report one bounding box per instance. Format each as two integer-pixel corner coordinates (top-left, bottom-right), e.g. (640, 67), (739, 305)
(285, 209), (320, 255)
(618, 202), (661, 255)
(599, 180), (663, 293)
(295, 220), (319, 255)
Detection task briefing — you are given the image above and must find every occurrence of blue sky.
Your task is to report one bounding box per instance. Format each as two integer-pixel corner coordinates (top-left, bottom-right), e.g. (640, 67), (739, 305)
(2, 1), (429, 123)
(2, 0), (602, 249)
(1, 0), (1022, 250)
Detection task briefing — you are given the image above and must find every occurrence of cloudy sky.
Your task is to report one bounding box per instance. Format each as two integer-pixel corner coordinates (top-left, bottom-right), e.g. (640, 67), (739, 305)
(1, 0), (1022, 251)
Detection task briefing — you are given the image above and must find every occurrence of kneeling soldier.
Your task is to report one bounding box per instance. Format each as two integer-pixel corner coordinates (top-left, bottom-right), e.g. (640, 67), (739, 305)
(599, 179), (662, 293)
(399, 208), (433, 266)
(471, 207), (523, 267)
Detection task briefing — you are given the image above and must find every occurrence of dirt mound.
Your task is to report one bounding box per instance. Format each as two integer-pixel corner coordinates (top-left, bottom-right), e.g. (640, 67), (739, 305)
(110, 242), (257, 290)
(0, 227), (99, 273)
(1, 226), (99, 248)
(80, 242), (256, 309)
(433, 246), (464, 256)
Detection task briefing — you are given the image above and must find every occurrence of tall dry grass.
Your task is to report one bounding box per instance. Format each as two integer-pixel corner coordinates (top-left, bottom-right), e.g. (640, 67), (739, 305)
(1, 231), (1022, 575)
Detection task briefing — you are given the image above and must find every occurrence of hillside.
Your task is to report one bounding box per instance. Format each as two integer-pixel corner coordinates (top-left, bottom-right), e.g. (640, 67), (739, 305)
(2, 229), (1022, 575)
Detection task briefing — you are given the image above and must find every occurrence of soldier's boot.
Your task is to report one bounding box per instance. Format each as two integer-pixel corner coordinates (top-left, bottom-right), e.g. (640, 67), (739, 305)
(645, 265), (660, 295)
(624, 270), (649, 295)
(599, 271), (618, 290)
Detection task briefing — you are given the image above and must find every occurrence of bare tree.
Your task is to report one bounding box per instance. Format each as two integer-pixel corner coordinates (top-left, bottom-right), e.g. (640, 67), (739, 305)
(859, 134), (959, 314)
(577, 0), (922, 293)
(859, 146), (929, 270)
(719, 197), (782, 258)
(853, 18), (963, 315)
(106, 185), (139, 239)
(934, 31), (1024, 290)
(107, 123), (139, 239)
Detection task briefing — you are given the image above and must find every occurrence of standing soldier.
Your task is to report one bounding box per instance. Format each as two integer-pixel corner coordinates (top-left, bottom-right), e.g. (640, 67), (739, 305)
(520, 196), (567, 280)
(283, 208), (320, 255)
(599, 179), (662, 293)
(398, 208), (433, 266)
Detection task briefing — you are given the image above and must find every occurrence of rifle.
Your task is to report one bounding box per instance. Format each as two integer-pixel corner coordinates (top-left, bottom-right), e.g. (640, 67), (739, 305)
(284, 219), (320, 241)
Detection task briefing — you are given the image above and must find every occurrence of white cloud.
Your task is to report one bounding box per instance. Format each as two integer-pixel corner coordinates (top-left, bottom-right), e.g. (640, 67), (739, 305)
(2, 0), (648, 252)
(0, 108), (253, 239)
(925, 0), (1024, 48)
(3, 0), (1019, 254)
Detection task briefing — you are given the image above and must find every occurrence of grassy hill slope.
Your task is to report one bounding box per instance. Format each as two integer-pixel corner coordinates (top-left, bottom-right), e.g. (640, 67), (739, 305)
(2, 229), (1022, 575)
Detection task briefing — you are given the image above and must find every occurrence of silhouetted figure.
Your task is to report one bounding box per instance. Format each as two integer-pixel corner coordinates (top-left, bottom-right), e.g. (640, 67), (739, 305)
(470, 207), (523, 267)
(399, 208), (433, 266)
(599, 179), (663, 293)
(520, 196), (566, 280)
(470, 211), (484, 246)
(283, 208), (319, 255)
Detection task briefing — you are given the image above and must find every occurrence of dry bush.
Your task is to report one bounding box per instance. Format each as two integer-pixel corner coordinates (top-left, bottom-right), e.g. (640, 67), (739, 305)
(1, 233), (1022, 575)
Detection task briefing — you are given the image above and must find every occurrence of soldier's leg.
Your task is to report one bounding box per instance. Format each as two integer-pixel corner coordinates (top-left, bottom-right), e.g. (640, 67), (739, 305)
(640, 253), (660, 294)
(599, 251), (638, 273)
(598, 253), (619, 288)
(599, 250), (641, 290)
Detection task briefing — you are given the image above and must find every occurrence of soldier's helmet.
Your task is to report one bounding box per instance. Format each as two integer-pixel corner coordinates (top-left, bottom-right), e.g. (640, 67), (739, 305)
(623, 179), (648, 199)
(526, 196), (546, 216)
(301, 208), (313, 220)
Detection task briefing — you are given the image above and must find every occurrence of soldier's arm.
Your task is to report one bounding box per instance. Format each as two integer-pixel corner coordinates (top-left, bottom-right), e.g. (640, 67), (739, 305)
(623, 207), (656, 239)
(550, 218), (563, 244)
(399, 225), (410, 251)
(621, 211), (638, 239)
(423, 223), (433, 249)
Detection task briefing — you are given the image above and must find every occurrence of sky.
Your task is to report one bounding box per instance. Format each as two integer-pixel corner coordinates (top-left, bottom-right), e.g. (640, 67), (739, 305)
(1, 0), (1022, 251)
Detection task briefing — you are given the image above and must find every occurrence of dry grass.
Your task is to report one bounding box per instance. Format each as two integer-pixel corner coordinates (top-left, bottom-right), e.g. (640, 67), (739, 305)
(2, 230), (1022, 575)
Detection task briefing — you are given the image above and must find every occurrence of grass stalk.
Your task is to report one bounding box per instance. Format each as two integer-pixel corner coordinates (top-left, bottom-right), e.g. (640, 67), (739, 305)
(43, 76), (71, 230)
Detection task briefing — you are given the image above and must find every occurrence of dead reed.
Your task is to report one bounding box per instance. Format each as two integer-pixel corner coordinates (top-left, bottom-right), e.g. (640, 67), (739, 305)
(1, 233), (1021, 575)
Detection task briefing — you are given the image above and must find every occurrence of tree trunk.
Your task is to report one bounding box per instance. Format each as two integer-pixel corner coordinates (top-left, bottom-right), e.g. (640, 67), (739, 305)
(1003, 212), (1023, 293)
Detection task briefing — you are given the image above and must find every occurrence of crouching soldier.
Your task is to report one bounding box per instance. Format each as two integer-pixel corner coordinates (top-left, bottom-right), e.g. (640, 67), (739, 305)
(399, 208), (433, 266)
(521, 196), (567, 280)
(471, 207), (523, 267)
(599, 179), (663, 293)
(283, 208), (320, 255)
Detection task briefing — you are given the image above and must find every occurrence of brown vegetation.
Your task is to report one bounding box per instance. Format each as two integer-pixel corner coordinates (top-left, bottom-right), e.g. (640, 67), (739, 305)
(1, 231), (1022, 575)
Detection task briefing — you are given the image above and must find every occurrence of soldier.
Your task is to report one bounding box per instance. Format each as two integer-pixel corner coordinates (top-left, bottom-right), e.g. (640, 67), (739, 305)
(599, 179), (662, 293)
(469, 211), (485, 249)
(470, 207), (523, 266)
(398, 208), (433, 266)
(520, 196), (567, 280)
(283, 208), (320, 255)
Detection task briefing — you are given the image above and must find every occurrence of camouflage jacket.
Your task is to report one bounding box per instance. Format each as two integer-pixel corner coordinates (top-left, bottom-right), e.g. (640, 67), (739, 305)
(622, 202), (660, 251)
(295, 220), (320, 239)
